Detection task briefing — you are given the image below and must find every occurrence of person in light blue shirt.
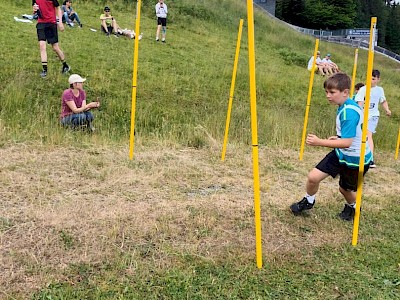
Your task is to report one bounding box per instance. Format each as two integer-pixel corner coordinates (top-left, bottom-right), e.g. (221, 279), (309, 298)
(290, 73), (372, 222)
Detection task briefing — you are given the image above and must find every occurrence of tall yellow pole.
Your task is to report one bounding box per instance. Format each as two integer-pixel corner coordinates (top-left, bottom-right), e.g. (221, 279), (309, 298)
(395, 127), (400, 160)
(221, 19), (244, 161)
(246, 0), (262, 269)
(299, 39), (319, 160)
(129, 0), (142, 160)
(350, 49), (359, 99)
(352, 17), (377, 246)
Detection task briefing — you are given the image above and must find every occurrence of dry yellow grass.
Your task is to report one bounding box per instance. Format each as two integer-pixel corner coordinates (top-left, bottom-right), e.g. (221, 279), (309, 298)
(1, 141), (399, 297)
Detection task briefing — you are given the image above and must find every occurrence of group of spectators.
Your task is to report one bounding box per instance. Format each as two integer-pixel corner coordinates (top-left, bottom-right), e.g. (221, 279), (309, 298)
(31, 0), (168, 131)
(307, 51), (340, 76)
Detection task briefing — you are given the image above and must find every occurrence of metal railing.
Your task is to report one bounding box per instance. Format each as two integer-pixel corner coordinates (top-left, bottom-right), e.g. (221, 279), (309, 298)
(253, 1), (400, 63)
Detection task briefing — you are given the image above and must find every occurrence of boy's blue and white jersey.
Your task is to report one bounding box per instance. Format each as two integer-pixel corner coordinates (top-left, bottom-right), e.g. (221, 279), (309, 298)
(335, 98), (372, 168)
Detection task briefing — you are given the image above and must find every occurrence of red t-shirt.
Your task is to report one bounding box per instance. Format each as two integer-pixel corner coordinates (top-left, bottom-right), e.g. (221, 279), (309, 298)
(33, 0), (60, 24)
(60, 89), (86, 119)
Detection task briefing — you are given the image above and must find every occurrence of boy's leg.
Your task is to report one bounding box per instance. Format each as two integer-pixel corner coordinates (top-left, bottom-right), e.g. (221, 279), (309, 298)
(112, 20), (120, 33)
(337, 165), (369, 221)
(161, 18), (167, 41)
(339, 187), (356, 205)
(51, 43), (70, 74)
(39, 40), (48, 65)
(101, 20), (109, 34)
(291, 150), (339, 215)
(51, 43), (65, 61)
(367, 130), (374, 154)
(39, 40), (48, 77)
(71, 13), (81, 26)
(162, 26), (166, 41)
(63, 12), (71, 25)
(290, 168), (330, 214)
(306, 168), (330, 196)
(156, 24), (161, 41)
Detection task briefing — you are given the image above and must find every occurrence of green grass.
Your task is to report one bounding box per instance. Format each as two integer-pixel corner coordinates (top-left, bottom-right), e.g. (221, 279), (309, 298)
(2, 0), (399, 149)
(2, 1), (400, 299)
(32, 206), (400, 299)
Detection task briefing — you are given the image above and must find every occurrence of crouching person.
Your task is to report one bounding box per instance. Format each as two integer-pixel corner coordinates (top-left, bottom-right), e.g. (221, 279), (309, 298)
(60, 74), (100, 132)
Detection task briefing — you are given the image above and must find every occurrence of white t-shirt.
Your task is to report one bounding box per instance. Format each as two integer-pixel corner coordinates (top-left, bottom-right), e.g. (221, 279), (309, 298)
(155, 2), (168, 18)
(307, 56), (322, 70)
(322, 58), (333, 64)
(355, 85), (386, 118)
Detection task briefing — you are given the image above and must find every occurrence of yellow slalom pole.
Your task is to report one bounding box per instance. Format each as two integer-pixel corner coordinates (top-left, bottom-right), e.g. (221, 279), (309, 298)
(246, 0), (262, 269)
(395, 127), (400, 160)
(299, 39), (319, 161)
(352, 17), (377, 246)
(221, 19), (244, 161)
(129, 0), (142, 160)
(350, 49), (359, 99)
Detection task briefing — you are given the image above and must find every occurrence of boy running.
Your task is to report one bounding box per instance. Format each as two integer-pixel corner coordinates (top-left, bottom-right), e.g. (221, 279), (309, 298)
(290, 73), (372, 221)
(355, 69), (391, 168)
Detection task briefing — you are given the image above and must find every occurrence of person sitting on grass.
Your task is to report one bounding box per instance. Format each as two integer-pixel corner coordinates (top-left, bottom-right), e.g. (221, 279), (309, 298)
(290, 72), (372, 222)
(100, 6), (140, 39)
(322, 53), (339, 73)
(60, 74), (100, 132)
(307, 51), (328, 76)
(62, 1), (82, 28)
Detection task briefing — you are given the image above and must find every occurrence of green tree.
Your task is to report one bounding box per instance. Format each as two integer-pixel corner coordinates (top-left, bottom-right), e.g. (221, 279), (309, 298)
(276, 0), (306, 27)
(385, 3), (400, 53)
(302, 0), (356, 29)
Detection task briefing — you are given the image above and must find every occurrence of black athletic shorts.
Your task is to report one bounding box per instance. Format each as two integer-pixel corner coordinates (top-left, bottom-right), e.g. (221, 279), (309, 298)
(316, 150), (369, 191)
(37, 23), (58, 44)
(157, 17), (167, 26)
(101, 25), (113, 34)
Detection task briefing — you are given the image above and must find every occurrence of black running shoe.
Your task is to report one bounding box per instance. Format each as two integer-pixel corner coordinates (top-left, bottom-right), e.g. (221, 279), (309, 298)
(338, 204), (355, 221)
(290, 197), (314, 215)
(40, 70), (47, 78)
(62, 64), (71, 74)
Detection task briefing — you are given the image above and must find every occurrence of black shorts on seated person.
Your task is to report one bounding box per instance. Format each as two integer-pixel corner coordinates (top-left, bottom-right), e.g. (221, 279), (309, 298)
(101, 25), (113, 34)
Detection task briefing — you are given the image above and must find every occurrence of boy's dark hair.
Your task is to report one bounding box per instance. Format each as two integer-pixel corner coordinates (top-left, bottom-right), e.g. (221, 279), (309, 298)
(372, 69), (380, 78)
(355, 82), (365, 90)
(323, 72), (351, 91)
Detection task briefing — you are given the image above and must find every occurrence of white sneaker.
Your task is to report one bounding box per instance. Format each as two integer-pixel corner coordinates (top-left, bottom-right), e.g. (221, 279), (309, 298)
(130, 33), (134, 39)
(138, 34), (143, 41)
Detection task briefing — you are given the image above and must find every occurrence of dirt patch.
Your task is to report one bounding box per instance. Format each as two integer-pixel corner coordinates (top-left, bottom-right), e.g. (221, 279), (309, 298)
(1, 143), (399, 297)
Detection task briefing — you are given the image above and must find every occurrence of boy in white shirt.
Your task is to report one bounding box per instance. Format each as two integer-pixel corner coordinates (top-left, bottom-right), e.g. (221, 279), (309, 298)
(355, 69), (391, 167)
(155, 0), (168, 42)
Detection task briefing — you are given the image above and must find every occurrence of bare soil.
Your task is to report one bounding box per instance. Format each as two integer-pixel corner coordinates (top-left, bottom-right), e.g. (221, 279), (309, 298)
(1, 142), (399, 297)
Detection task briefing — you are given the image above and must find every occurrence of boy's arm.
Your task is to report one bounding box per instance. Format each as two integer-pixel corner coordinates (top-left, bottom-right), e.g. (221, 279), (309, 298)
(382, 100), (391, 116)
(306, 134), (352, 148)
(100, 14), (112, 20)
(56, 6), (64, 31)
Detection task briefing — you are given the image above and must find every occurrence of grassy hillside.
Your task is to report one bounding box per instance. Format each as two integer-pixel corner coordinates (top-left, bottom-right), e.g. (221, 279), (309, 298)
(2, 0), (399, 150)
(1, 1), (400, 299)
